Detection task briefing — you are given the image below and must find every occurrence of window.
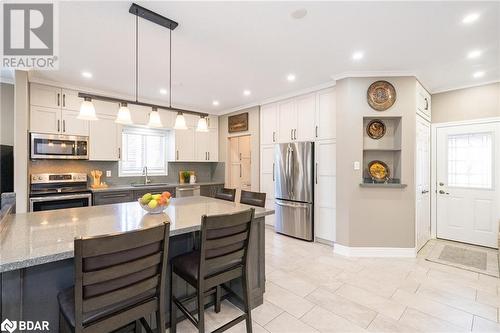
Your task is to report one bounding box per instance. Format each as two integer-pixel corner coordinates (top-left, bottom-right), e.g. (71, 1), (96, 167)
(447, 132), (493, 189)
(119, 127), (168, 176)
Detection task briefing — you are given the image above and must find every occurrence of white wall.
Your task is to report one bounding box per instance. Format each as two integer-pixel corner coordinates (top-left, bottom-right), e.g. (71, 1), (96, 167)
(14, 71), (29, 212)
(218, 106), (260, 192)
(0, 83), (15, 146)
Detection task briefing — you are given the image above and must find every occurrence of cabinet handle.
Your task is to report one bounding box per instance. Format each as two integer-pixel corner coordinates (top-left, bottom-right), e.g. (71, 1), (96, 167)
(272, 132), (275, 142)
(239, 153), (242, 161)
(290, 129), (293, 140)
(63, 120), (66, 132)
(424, 98), (429, 110)
(63, 94), (66, 107)
(315, 125), (318, 138)
(208, 152), (210, 160)
(57, 93), (60, 106)
(240, 164), (242, 177)
(272, 163), (275, 181)
(118, 148), (121, 159)
(176, 150), (179, 160)
(315, 163), (318, 184)
(294, 129), (297, 140)
(57, 120), (60, 132)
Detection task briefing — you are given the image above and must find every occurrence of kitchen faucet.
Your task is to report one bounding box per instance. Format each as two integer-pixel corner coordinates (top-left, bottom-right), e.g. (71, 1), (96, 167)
(142, 166), (151, 184)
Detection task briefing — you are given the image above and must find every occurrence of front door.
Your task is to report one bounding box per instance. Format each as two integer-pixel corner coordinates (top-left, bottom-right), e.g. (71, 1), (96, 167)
(436, 122), (500, 248)
(416, 117), (431, 251)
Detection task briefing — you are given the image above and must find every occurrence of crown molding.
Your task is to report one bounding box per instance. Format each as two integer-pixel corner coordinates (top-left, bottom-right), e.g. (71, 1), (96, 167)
(332, 71), (417, 82)
(431, 79), (500, 95)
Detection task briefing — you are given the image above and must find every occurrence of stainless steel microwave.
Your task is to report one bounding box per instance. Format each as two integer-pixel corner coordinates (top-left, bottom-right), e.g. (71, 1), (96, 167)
(30, 133), (89, 160)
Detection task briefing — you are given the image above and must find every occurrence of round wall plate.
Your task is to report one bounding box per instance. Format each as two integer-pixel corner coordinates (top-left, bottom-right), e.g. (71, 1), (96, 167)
(368, 160), (390, 182)
(367, 80), (396, 111)
(366, 119), (386, 140)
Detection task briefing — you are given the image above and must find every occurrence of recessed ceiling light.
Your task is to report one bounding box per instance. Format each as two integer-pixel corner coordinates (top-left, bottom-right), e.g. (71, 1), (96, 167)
(291, 8), (308, 20)
(473, 71), (485, 78)
(212, 100), (220, 106)
(287, 74), (296, 82)
(352, 51), (364, 60)
(81, 71), (92, 79)
(462, 13), (480, 24)
(159, 88), (168, 95)
(243, 90), (251, 96)
(467, 50), (482, 59)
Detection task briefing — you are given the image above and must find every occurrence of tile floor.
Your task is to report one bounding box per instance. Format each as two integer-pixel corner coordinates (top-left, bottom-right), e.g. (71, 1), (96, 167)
(173, 228), (500, 332)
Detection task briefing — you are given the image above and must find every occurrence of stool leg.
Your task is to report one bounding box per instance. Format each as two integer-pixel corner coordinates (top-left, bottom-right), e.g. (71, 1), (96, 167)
(197, 288), (205, 333)
(242, 272), (253, 333)
(214, 285), (221, 313)
(170, 270), (177, 333)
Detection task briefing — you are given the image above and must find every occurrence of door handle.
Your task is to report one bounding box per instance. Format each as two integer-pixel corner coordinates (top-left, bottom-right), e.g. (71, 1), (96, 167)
(118, 148), (121, 159)
(239, 152), (242, 161)
(315, 125), (318, 138)
(63, 94), (66, 107)
(240, 164), (242, 178)
(57, 120), (60, 132)
(438, 190), (449, 195)
(63, 120), (66, 132)
(57, 93), (60, 106)
(290, 129), (293, 140)
(272, 162), (275, 181)
(424, 98), (429, 110)
(315, 163), (318, 184)
(293, 129), (297, 140)
(439, 182), (445, 186)
(421, 190), (429, 194)
(272, 131), (275, 142)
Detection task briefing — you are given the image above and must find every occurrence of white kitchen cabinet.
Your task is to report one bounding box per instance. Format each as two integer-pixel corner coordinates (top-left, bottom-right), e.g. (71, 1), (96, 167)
(195, 130), (210, 161)
(208, 128), (219, 161)
(173, 128), (195, 161)
(30, 106), (61, 134)
(207, 116), (218, 129)
(30, 83), (61, 109)
(260, 145), (275, 226)
(61, 89), (83, 111)
(89, 114), (120, 161)
(416, 81), (431, 121)
(260, 103), (278, 145)
(296, 93), (316, 141)
(314, 140), (336, 242)
(128, 104), (149, 126)
(316, 89), (336, 140)
(278, 99), (296, 142)
(159, 110), (176, 129)
(61, 110), (89, 136)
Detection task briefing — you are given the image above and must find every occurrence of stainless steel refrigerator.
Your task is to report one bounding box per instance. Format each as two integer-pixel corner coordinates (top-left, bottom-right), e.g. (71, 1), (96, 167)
(274, 141), (314, 241)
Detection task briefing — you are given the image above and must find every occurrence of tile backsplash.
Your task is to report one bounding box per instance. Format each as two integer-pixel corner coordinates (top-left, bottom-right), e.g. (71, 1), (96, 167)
(29, 160), (225, 186)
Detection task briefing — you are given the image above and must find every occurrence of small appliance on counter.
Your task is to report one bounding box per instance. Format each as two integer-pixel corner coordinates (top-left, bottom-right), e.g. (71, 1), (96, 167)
(30, 133), (89, 160)
(29, 173), (91, 212)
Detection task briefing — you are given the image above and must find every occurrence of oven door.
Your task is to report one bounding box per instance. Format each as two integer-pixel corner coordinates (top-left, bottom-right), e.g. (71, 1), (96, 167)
(29, 193), (92, 212)
(31, 133), (88, 160)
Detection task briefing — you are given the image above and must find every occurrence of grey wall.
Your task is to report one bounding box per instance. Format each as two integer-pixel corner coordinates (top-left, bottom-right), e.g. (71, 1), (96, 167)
(336, 76), (417, 248)
(218, 106), (260, 191)
(29, 160), (224, 186)
(1, 83), (14, 146)
(432, 82), (500, 123)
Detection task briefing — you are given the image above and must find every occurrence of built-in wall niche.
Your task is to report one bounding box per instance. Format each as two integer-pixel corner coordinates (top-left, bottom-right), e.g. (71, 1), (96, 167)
(361, 116), (406, 187)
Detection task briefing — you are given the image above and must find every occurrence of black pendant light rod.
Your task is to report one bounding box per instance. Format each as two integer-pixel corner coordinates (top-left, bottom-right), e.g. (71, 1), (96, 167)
(135, 8), (138, 103)
(169, 28), (172, 109)
(129, 3), (178, 30)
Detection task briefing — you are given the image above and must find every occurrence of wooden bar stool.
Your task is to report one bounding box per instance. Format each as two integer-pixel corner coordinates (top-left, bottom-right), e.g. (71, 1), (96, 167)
(240, 190), (266, 208)
(58, 222), (170, 333)
(170, 209), (255, 333)
(214, 188), (236, 202)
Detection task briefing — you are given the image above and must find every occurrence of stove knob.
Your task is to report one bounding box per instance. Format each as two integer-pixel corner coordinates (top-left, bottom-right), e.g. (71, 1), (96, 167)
(32, 176), (36, 181)
(38, 176), (43, 180)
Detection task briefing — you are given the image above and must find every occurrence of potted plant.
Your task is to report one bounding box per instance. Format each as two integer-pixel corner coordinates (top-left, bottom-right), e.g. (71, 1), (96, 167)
(182, 171), (191, 184)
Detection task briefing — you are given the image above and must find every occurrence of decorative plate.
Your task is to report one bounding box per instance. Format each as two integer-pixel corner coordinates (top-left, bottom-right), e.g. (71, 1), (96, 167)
(368, 160), (390, 182)
(366, 119), (386, 140)
(367, 81), (396, 111)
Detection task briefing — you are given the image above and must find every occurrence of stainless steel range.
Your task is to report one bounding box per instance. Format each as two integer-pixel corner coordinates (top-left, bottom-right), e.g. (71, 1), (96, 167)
(29, 173), (91, 212)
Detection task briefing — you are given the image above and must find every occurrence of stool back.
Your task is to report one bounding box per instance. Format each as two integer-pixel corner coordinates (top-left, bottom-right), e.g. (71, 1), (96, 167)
(214, 188), (236, 202)
(240, 190), (266, 207)
(74, 222), (170, 332)
(198, 209), (254, 289)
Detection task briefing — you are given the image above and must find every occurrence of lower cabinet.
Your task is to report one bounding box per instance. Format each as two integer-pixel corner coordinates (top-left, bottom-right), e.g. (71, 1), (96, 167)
(314, 140), (336, 243)
(93, 191), (134, 206)
(133, 187), (176, 199)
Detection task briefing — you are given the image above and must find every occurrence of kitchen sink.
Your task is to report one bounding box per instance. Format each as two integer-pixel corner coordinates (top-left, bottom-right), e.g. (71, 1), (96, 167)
(130, 183), (171, 187)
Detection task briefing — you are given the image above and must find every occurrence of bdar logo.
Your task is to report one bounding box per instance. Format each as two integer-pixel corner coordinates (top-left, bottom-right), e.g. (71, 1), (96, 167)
(1, 319), (17, 333)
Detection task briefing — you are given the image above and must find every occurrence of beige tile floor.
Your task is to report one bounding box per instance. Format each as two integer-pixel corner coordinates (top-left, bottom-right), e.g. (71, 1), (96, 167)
(173, 228), (500, 332)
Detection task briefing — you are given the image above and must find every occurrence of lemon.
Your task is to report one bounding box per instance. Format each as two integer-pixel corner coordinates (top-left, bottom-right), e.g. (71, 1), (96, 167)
(148, 199), (158, 209)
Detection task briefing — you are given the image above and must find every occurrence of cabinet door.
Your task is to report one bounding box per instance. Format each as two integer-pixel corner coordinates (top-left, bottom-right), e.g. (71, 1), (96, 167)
(129, 104), (149, 126)
(61, 110), (89, 136)
(208, 128), (219, 161)
(277, 99), (296, 142)
(314, 140), (336, 242)
(260, 103), (278, 145)
(175, 128), (195, 161)
(89, 114), (120, 161)
(316, 89), (336, 140)
(160, 110), (175, 129)
(260, 145), (275, 226)
(207, 115), (218, 129)
(93, 191), (133, 206)
(30, 106), (61, 134)
(184, 114), (198, 128)
(30, 83), (61, 109)
(416, 83), (431, 121)
(195, 130), (210, 161)
(296, 93), (316, 141)
(61, 89), (83, 111)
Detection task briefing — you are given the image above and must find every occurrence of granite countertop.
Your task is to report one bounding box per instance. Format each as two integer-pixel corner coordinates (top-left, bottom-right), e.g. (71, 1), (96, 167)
(0, 196), (274, 273)
(89, 181), (225, 193)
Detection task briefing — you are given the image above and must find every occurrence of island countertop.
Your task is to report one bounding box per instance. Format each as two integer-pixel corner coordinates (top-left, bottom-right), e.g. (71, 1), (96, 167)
(0, 196), (274, 273)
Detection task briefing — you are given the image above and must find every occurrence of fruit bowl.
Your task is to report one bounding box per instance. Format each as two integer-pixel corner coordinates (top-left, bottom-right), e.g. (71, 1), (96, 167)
(138, 198), (168, 214)
(138, 192), (172, 214)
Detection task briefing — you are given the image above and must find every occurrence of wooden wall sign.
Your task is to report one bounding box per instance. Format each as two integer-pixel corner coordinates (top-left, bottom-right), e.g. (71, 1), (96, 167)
(228, 112), (249, 133)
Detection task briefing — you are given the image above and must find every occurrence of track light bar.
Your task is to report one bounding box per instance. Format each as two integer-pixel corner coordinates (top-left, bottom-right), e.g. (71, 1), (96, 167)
(129, 3), (178, 30)
(77, 92), (208, 118)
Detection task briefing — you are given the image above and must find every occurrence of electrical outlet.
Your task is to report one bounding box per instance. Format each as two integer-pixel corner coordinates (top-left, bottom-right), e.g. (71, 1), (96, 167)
(106, 170), (111, 177)
(353, 161), (360, 170)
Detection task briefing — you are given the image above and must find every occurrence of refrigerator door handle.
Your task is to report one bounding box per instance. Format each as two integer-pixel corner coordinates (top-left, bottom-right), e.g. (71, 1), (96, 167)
(289, 146), (294, 198)
(275, 200), (308, 208)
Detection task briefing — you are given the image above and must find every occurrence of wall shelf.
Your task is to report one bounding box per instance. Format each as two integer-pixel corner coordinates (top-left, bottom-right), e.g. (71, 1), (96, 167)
(359, 183), (408, 188)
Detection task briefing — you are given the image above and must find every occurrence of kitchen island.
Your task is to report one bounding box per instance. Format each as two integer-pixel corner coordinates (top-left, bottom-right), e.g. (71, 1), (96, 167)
(0, 196), (273, 331)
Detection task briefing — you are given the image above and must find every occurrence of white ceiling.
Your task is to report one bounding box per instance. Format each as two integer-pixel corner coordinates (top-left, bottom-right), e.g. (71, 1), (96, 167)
(29, 1), (499, 115)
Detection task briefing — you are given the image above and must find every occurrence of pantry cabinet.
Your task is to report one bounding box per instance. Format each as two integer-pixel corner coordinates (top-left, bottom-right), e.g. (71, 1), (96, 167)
(416, 81), (431, 121)
(316, 88), (336, 140)
(260, 103), (278, 145)
(296, 93), (316, 141)
(260, 145), (275, 226)
(277, 99), (296, 142)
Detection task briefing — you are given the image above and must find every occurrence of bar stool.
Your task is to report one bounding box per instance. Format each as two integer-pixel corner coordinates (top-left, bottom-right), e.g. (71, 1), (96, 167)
(240, 190), (266, 208)
(170, 209), (255, 333)
(58, 222), (170, 333)
(214, 188), (236, 202)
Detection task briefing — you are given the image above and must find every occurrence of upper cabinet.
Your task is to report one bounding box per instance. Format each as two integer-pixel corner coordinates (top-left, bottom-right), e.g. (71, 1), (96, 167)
(416, 81), (431, 121)
(316, 88), (336, 140)
(296, 93), (316, 141)
(30, 83), (88, 136)
(260, 103), (278, 145)
(278, 99), (297, 142)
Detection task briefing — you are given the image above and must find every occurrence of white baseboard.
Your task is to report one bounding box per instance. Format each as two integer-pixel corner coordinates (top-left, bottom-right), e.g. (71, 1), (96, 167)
(333, 244), (416, 258)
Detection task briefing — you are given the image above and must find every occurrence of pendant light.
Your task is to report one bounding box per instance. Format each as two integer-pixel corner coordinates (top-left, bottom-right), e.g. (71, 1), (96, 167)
(78, 97), (98, 120)
(196, 116), (208, 132)
(174, 112), (187, 130)
(148, 107), (163, 127)
(115, 102), (132, 124)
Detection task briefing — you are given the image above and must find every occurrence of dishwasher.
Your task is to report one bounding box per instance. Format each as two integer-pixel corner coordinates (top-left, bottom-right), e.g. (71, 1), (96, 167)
(175, 185), (201, 197)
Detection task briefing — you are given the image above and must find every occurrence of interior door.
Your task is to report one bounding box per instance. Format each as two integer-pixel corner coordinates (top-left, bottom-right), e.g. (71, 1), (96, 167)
(436, 122), (499, 248)
(416, 117), (431, 251)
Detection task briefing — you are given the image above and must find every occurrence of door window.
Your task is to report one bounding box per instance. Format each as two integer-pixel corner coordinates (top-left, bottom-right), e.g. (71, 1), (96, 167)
(447, 132), (493, 189)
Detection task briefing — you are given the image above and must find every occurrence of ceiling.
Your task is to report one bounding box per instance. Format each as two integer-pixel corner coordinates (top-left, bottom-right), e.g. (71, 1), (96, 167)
(27, 1), (499, 115)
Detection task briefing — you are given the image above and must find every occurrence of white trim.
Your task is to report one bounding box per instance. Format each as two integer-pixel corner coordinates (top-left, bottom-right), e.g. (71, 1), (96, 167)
(431, 80), (500, 95)
(332, 71), (417, 82)
(219, 80), (336, 115)
(333, 244), (416, 257)
(432, 117), (500, 128)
